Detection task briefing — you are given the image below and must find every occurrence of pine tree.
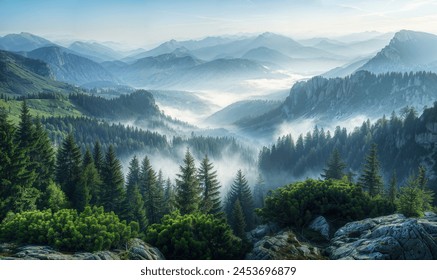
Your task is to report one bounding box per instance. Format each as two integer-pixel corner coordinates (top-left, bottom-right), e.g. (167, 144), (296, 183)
(140, 156), (163, 224)
(321, 148), (346, 180)
(0, 110), (35, 218)
(32, 118), (55, 192)
(387, 170), (397, 204)
(225, 170), (254, 231)
(163, 178), (177, 215)
(125, 156), (148, 230)
(75, 148), (96, 211)
(253, 174), (266, 209)
(198, 155), (222, 214)
(93, 141), (104, 175)
(358, 144), (384, 197)
(417, 165), (428, 190)
(231, 199), (246, 239)
(100, 145), (125, 215)
(175, 149), (201, 214)
(56, 133), (82, 208)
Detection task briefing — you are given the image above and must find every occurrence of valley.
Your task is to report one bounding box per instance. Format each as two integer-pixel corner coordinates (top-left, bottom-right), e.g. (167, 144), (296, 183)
(2, 26), (437, 261)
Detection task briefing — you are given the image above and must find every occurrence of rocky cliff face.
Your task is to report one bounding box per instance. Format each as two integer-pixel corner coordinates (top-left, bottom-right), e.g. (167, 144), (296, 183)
(328, 213), (437, 260)
(0, 238), (165, 260)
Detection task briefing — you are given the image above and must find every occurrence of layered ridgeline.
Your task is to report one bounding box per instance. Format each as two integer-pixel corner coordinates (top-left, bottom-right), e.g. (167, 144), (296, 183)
(324, 30), (437, 78)
(0, 50), (75, 96)
(239, 71), (437, 137)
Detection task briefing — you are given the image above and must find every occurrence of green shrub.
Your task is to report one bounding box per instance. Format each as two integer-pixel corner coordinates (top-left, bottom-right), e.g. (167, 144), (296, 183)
(0, 206), (138, 251)
(257, 179), (394, 228)
(145, 211), (246, 259)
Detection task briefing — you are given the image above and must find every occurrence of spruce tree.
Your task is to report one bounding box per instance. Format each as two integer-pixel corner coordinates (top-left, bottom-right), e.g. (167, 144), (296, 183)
(75, 148), (96, 211)
(231, 199), (246, 239)
(198, 155), (222, 214)
(125, 156), (148, 230)
(321, 148), (346, 180)
(225, 170), (254, 231)
(100, 145), (125, 215)
(56, 133), (82, 208)
(0, 110), (34, 218)
(358, 144), (384, 197)
(253, 174), (266, 209)
(387, 170), (398, 204)
(163, 178), (177, 215)
(417, 165), (428, 190)
(93, 141), (104, 175)
(175, 149), (201, 214)
(140, 156), (163, 224)
(32, 118), (55, 192)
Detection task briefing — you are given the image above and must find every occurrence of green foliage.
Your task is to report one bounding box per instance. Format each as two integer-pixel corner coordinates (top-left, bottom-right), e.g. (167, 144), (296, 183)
(145, 211), (246, 259)
(321, 148), (346, 180)
(140, 156), (164, 224)
(397, 171), (434, 217)
(56, 133), (82, 207)
(125, 156), (148, 231)
(258, 179), (394, 228)
(198, 155), (222, 214)
(0, 206), (138, 252)
(231, 199), (246, 239)
(225, 170), (254, 231)
(175, 149), (201, 215)
(100, 145), (125, 216)
(163, 178), (177, 215)
(44, 181), (68, 212)
(358, 144), (384, 197)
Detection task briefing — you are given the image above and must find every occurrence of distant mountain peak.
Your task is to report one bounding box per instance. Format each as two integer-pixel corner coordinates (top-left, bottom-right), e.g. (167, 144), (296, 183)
(392, 29), (429, 42)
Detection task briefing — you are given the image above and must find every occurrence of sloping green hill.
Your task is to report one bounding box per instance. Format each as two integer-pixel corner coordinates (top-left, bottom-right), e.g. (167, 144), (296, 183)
(0, 50), (74, 96)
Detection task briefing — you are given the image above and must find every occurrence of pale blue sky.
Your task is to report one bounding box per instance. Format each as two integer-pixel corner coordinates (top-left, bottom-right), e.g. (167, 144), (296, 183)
(1, 0), (437, 47)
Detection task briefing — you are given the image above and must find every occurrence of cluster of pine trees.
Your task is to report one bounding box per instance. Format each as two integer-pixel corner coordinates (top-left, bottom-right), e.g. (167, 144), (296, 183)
(259, 104), (436, 190)
(0, 102), (259, 258)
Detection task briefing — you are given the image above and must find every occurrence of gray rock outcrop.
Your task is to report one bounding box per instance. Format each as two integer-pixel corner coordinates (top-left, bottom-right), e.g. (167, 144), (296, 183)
(328, 214), (437, 260)
(0, 238), (165, 260)
(309, 216), (330, 240)
(246, 230), (324, 260)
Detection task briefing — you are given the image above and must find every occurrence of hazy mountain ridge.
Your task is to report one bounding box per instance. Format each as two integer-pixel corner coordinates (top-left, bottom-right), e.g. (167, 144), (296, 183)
(68, 41), (124, 62)
(238, 70), (437, 137)
(0, 32), (55, 52)
(26, 46), (118, 86)
(0, 50), (74, 95)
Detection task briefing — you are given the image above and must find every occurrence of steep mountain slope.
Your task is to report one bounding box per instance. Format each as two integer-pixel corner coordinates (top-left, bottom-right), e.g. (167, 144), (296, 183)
(0, 50), (74, 95)
(358, 30), (437, 74)
(0, 32), (54, 52)
(68, 41), (123, 62)
(239, 71), (437, 136)
(206, 100), (281, 126)
(26, 46), (118, 86)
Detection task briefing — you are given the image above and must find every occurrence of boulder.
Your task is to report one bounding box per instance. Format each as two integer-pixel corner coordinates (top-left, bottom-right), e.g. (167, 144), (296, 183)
(0, 238), (164, 260)
(246, 223), (281, 244)
(328, 214), (437, 260)
(246, 230), (324, 260)
(126, 238), (165, 260)
(308, 216), (330, 240)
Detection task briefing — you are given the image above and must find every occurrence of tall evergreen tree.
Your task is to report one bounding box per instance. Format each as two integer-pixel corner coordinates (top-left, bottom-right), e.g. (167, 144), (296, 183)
(358, 144), (384, 197)
(56, 133), (82, 207)
(321, 148), (346, 180)
(32, 118), (55, 192)
(163, 178), (177, 215)
(225, 170), (254, 231)
(417, 165), (428, 190)
(93, 141), (104, 175)
(75, 148), (96, 211)
(100, 145), (125, 215)
(140, 156), (163, 224)
(253, 174), (266, 209)
(198, 155), (222, 214)
(387, 170), (398, 204)
(0, 110), (35, 218)
(231, 199), (246, 239)
(125, 156), (148, 230)
(175, 149), (201, 214)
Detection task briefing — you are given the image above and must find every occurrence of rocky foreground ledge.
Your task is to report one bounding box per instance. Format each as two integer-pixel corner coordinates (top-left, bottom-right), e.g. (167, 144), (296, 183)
(327, 213), (437, 259)
(0, 238), (165, 260)
(246, 213), (437, 260)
